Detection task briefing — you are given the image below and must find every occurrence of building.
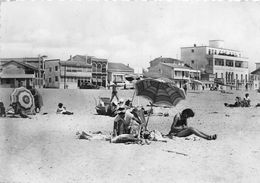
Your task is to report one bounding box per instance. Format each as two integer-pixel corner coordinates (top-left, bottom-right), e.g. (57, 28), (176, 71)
(68, 55), (108, 87)
(107, 62), (134, 85)
(145, 57), (200, 88)
(0, 55), (47, 88)
(44, 59), (92, 89)
(250, 63), (260, 90)
(0, 60), (38, 88)
(181, 40), (249, 89)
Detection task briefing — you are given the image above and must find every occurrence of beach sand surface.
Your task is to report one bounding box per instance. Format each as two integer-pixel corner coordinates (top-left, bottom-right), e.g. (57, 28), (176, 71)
(1, 88), (260, 183)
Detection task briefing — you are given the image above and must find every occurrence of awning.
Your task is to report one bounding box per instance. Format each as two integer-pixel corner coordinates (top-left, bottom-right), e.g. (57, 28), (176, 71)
(190, 79), (202, 85)
(0, 74), (35, 79)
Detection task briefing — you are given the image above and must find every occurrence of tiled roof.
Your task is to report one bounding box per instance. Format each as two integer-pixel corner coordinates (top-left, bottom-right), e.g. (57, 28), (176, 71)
(150, 57), (183, 64)
(161, 62), (191, 69)
(2, 60), (38, 70)
(251, 68), (260, 75)
(108, 62), (134, 72)
(60, 61), (92, 68)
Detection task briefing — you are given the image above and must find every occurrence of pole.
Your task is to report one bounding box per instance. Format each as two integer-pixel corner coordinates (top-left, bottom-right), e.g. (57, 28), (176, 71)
(64, 64), (66, 89)
(145, 105), (153, 130)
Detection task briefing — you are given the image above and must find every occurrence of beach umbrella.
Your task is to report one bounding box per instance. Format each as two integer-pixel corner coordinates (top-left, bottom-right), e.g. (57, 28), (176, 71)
(125, 74), (140, 82)
(10, 87), (35, 111)
(135, 78), (186, 106)
(134, 78), (186, 129)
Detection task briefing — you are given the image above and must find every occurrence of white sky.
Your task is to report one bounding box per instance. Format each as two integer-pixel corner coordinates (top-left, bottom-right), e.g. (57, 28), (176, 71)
(1, 1), (260, 71)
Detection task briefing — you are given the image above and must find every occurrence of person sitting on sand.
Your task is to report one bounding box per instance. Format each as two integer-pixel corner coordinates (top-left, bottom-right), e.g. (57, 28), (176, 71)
(168, 108), (217, 140)
(56, 103), (74, 115)
(242, 93), (250, 107)
(224, 96), (242, 107)
(113, 107), (127, 137)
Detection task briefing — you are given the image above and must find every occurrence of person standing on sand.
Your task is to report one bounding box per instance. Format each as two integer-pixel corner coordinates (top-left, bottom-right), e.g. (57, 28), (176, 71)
(168, 108), (217, 140)
(109, 82), (119, 102)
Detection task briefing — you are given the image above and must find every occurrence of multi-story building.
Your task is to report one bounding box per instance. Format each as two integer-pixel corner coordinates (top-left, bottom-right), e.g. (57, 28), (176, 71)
(68, 55), (108, 87)
(145, 57), (200, 88)
(181, 40), (249, 89)
(0, 55), (47, 88)
(107, 62), (134, 85)
(44, 59), (92, 89)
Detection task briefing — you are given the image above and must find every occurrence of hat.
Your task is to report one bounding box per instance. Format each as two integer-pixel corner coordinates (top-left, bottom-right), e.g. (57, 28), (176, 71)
(117, 107), (126, 114)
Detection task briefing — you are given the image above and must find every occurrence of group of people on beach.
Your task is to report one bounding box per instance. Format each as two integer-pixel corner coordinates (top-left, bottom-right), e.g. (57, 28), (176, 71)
(224, 93), (251, 107)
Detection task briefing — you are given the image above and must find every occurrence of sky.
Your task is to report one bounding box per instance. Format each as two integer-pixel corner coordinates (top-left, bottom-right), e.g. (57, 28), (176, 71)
(1, 1), (260, 72)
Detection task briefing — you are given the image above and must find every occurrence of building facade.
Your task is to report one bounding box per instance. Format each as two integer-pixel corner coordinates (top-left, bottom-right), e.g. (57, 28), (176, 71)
(145, 57), (200, 88)
(250, 63), (260, 90)
(107, 62), (134, 85)
(181, 40), (249, 89)
(0, 55), (47, 88)
(44, 59), (92, 89)
(0, 60), (38, 88)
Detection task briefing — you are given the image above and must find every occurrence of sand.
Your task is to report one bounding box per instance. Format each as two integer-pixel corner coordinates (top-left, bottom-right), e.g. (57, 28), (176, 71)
(1, 88), (260, 183)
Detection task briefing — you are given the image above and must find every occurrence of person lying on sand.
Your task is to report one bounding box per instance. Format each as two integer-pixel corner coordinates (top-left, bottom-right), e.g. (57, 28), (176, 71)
(224, 97), (242, 107)
(168, 108), (217, 140)
(56, 103), (74, 115)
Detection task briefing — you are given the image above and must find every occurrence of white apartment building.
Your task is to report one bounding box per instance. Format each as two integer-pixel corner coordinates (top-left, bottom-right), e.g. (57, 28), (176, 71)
(181, 40), (249, 89)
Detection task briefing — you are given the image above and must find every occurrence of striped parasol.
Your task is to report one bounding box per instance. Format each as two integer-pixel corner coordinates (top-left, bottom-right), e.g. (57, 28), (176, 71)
(135, 79), (186, 107)
(10, 87), (35, 111)
(135, 79), (186, 129)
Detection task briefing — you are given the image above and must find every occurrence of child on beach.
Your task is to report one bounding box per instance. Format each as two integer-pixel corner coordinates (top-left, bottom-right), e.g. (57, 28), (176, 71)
(243, 93), (250, 107)
(168, 108), (217, 140)
(56, 103), (74, 115)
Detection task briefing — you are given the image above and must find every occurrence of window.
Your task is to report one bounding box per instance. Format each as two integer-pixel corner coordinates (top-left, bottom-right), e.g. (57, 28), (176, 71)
(221, 73), (223, 78)
(241, 74), (243, 81)
(92, 63), (97, 72)
(215, 58), (224, 66)
(49, 67), (52, 72)
(49, 78), (52, 83)
(55, 66), (58, 71)
(97, 64), (102, 72)
(191, 49), (194, 53)
(215, 73), (218, 78)
(191, 60), (194, 64)
(226, 60), (234, 67)
(55, 76), (58, 82)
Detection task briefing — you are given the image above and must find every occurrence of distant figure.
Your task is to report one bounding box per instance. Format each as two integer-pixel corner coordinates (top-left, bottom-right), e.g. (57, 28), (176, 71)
(224, 97), (242, 107)
(30, 87), (43, 113)
(56, 103), (73, 115)
(245, 83), (248, 91)
(0, 102), (6, 117)
(243, 93), (250, 107)
(168, 108), (217, 140)
(110, 82), (119, 102)
(183, 83), (187, 95)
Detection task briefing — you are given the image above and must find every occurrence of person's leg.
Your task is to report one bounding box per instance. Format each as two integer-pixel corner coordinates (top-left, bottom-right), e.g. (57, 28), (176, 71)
(110, 93), (115, 102)
(115, 93), (119, 101)
(176, 127), (215, 140)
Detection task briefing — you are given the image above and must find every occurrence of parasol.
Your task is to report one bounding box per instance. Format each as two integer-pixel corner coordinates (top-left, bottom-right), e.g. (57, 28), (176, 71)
(134, 78), (186, 129)
(10, 87), (35, 111)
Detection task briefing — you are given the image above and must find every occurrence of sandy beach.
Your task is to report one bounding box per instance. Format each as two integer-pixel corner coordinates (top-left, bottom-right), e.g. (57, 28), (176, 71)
(1, 88), (260, 183)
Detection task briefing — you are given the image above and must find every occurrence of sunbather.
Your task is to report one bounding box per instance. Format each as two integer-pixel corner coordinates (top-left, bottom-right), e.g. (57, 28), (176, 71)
(56, 103), (73, 115)
(168, 108), (217, 140)
(224, 96), (242, 107)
